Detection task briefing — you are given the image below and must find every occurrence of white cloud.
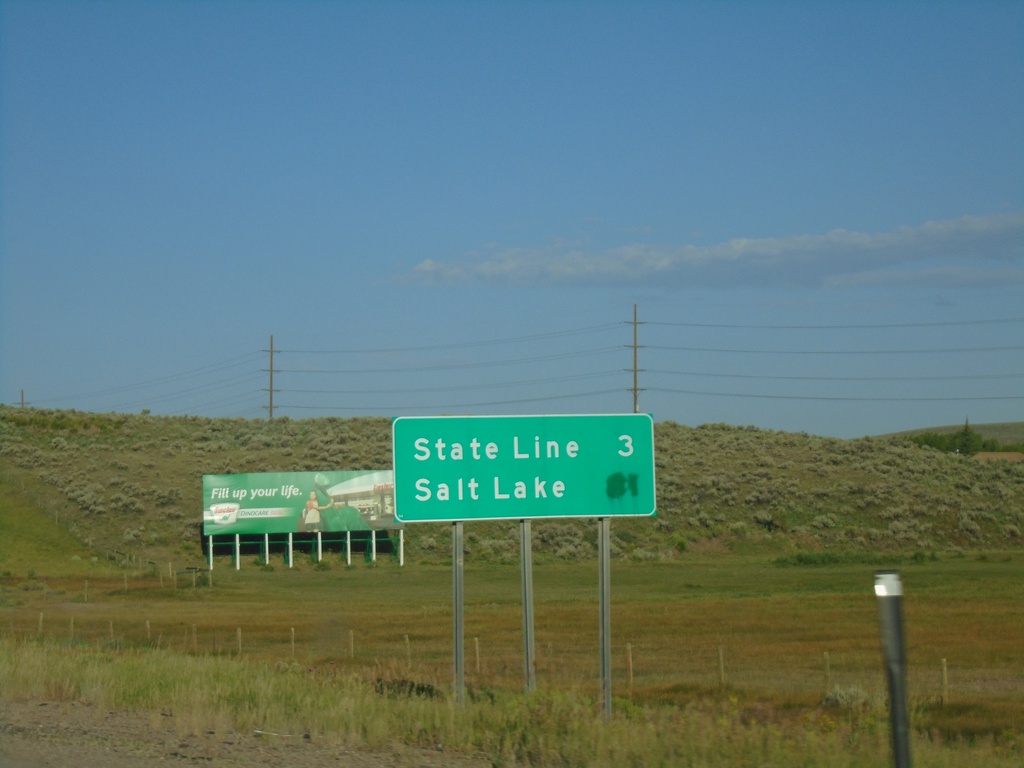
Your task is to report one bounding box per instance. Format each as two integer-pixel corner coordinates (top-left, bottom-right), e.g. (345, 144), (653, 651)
(411, 211), (1024, 288)
(825, 266), (1024, 289)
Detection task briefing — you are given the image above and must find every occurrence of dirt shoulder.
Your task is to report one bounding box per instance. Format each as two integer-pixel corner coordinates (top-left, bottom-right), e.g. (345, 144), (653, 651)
(0, 699), (486, 768)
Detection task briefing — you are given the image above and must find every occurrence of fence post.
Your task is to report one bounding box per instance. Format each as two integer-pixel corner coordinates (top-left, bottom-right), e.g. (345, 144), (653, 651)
(627, 643), (634, 692)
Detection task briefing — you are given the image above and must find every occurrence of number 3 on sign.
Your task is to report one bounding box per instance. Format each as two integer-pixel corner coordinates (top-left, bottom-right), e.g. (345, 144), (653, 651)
(618, 434), (634, 457)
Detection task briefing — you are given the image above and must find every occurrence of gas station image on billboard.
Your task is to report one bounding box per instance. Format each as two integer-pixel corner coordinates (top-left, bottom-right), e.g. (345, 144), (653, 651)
(202, 470), (399, 537)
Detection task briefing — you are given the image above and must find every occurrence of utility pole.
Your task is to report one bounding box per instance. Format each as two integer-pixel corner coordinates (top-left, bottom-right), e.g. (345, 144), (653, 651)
(630, 304), (644, 413)
(265, 335), (280, 420)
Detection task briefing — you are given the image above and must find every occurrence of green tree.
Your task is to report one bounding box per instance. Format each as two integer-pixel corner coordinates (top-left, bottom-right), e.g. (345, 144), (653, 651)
(952, 420), (984, 456)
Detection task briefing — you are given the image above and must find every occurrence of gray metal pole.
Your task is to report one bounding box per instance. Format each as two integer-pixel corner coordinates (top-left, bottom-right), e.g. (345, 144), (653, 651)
(598, 517), (612, 718)
(875, 571), (912, 768)
(520, 519), (536, 692)
(453, 521), (465, 704)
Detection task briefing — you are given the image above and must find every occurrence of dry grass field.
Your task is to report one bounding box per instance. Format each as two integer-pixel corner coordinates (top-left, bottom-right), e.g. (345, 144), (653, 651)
(3, 550), (1023, 766)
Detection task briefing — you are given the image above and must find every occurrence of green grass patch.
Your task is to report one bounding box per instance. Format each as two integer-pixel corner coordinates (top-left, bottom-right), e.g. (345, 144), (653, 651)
(0, 468), (111, 578)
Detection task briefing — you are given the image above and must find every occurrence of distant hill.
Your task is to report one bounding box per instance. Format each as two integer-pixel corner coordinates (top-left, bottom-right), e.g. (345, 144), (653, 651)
(885, 422), (1024, 446)
(1, 407), (1022, 574)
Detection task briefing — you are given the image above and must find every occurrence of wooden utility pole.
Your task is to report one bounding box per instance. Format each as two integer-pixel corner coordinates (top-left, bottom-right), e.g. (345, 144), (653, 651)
(631, 304), (644, 413)
(266, 335), (279, 420)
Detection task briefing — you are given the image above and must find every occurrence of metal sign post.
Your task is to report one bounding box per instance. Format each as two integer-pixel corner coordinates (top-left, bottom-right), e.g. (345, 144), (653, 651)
(520, 519), (536, 692)
(453, 521), (465, 704)
(875, 571), (912, 768)
(598, 517), (612, 718)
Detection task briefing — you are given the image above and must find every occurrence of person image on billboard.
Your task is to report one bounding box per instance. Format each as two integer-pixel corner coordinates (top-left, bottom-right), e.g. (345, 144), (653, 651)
(301, 490), (334, 533)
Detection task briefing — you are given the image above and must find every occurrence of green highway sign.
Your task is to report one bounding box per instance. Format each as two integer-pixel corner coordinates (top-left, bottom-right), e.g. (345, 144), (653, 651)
(392, 414), (656, 522)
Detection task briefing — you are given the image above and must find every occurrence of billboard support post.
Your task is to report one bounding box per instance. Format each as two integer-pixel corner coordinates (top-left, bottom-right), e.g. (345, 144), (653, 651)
(875, 571), (912, 768)
(207, 536), (214, 570)
(317, 532), (323, 562)
(263, 533), (269, 565)
(234, 534), (240, 570)
(287, 533), (293, 569)
(372, 530), (377, 562)
(346, 532), (352, 565)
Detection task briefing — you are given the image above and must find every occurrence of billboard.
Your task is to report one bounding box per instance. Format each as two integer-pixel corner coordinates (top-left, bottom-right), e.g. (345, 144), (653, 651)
(202, 470), (398, 536)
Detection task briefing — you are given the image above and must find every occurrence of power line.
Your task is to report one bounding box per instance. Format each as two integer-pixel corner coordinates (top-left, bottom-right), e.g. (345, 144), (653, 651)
(16, 313), (1023, 420)
(277, 388), (624, 413)
(648, 387), (1024, 403)
(277, 323), (622, 354)
(645, 317), (1024, 330)
(646, 344), (1024, 355)
(285, 370), (623, 395)
(646, 369), (1024, 383)
(277, 346), (622, 374)
(30, 352), (263, 405)
(105, 374), (260, 412)
(168, 390), (267, 416)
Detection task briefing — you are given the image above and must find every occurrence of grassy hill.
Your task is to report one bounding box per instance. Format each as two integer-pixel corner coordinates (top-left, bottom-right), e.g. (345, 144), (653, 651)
(886, 421), (1024, 446)
(1, 406), (1022, 572)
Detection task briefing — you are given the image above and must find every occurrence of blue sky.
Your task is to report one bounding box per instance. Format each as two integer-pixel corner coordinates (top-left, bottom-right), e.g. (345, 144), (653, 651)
(2, 0), (1022, 439)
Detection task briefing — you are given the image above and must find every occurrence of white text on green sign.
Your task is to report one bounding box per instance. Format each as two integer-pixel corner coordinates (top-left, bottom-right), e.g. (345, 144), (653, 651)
(392, 414), (656, 522)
